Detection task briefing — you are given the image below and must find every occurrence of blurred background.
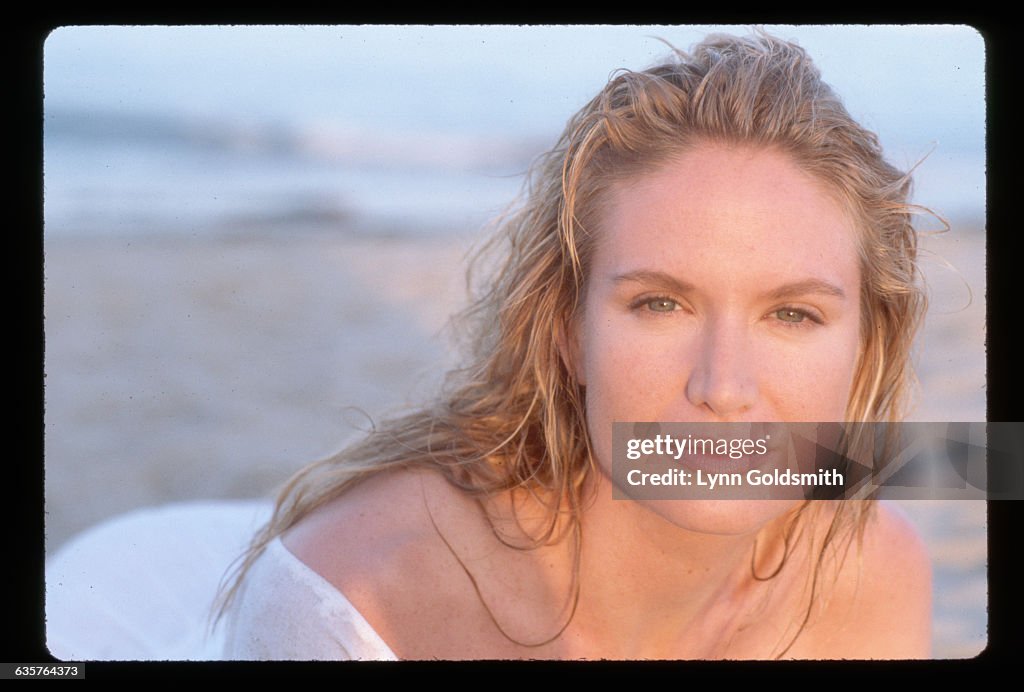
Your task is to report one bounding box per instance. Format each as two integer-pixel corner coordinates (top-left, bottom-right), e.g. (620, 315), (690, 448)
(43, 25), (986, 657)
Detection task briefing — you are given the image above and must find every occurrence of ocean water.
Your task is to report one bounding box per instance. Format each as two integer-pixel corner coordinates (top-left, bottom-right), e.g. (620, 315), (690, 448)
(42, 25), (986, 238)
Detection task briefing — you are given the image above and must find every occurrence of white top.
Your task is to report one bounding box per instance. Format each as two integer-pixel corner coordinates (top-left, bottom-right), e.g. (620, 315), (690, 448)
(222, 537), (399, 660)
(47, 500), (278, 661)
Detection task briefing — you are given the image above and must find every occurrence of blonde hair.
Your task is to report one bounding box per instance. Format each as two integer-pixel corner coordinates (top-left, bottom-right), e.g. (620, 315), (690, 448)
(216, 31), (928, 655)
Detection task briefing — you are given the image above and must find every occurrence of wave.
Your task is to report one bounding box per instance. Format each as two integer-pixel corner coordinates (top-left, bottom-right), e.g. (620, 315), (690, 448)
(42, 107), (985, 238)
(44, 108), (549, 175)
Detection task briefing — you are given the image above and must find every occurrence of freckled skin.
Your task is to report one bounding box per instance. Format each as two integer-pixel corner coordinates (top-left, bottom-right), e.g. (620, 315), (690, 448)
(570, 143), (863, 536)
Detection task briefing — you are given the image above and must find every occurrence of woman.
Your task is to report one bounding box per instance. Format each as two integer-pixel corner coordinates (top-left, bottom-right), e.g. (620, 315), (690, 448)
(217, 30), (932, 660)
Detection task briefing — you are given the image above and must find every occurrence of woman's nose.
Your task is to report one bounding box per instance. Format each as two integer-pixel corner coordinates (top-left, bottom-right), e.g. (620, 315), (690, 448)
(684, 317), (758, 419)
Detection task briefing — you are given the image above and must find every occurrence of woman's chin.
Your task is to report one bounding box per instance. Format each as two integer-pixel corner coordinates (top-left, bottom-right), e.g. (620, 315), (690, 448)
(638, 498), (803, 538)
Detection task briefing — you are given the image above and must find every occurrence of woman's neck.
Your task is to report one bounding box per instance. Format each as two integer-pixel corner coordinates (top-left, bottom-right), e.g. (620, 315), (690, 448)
(478, 472), (804, 658)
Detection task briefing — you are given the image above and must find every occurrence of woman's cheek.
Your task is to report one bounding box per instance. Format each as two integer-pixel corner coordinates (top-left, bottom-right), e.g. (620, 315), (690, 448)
(596, 320), (664, 398)
(757, 334), (857, 420)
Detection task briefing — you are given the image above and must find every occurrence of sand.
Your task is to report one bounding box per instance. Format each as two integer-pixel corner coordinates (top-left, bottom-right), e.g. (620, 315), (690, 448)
(42, 220), (988, 658)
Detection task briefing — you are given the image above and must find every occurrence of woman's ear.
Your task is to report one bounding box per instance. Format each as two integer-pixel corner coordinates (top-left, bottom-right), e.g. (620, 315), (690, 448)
(555, 313), (586, 386)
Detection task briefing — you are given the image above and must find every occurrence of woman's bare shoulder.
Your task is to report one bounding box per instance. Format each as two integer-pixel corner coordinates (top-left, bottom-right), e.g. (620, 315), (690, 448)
(281, 468), (588, 660)
(279, 467), (489, 656)
(789, 501), (933, 659)
(282, 467), (461, 595)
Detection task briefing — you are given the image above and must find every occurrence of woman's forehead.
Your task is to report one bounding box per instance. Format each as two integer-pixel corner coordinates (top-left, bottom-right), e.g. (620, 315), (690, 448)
(591, 144), (859, 275)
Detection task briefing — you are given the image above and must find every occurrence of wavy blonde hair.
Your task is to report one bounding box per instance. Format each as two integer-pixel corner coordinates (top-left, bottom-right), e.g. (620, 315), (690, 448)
(216, 30), (929, 655)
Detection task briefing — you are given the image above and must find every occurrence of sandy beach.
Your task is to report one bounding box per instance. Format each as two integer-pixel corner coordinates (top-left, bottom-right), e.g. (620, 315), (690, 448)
(43, 219), (987, 658)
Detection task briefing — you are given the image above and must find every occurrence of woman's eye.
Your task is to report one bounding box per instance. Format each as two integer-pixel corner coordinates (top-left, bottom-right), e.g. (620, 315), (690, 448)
(646, 298), (679, 312)
(775, 308), (806, 323)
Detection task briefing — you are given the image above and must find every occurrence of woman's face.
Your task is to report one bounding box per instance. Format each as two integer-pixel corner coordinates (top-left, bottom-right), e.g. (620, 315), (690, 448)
(569, 143), (863, 534)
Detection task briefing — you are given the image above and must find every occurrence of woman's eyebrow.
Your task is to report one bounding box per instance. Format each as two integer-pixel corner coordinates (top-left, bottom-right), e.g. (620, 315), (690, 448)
(611, 270), (696, 294)
(763, 279), (847, 301)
